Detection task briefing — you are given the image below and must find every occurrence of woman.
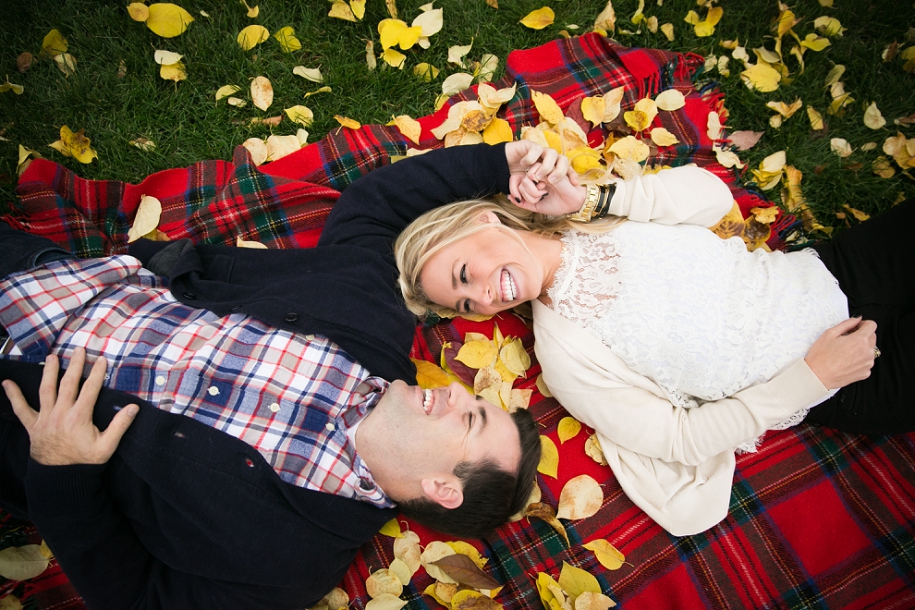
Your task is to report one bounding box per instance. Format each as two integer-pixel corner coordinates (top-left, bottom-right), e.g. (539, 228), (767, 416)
(395, 144), (913, 535)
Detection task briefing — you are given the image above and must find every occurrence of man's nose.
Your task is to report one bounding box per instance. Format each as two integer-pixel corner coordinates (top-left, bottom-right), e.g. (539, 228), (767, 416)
(447, 382), (472, 409)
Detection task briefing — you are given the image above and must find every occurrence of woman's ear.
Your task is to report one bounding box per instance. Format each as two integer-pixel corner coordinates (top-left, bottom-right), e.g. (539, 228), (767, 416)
(478, 211), (501, 225)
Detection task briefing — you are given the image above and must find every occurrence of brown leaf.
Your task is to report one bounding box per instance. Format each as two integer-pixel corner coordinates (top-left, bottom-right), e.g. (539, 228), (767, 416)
(728, 130), (764, 151)
(486, 0), (498, 7)
(894, 112), (915, 126)
(249, 115), (283, 126)
(453, 594), (502, 610)
(524, 502), (569, 546)
(17, 52), (34, 72)
(430, 554), (499, 590)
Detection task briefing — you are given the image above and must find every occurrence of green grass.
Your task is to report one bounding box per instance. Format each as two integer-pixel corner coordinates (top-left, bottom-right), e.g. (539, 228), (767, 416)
(1, 0), (913, 233)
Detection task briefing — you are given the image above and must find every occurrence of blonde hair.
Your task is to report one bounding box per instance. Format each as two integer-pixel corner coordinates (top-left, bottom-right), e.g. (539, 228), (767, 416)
(395, 194), (623, 318)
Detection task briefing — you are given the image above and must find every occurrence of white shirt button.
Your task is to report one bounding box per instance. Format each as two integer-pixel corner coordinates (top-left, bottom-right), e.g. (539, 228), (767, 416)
(268, 402), (280, 413)
(155, 375), (166, 386)
(207, 386), (219, 396)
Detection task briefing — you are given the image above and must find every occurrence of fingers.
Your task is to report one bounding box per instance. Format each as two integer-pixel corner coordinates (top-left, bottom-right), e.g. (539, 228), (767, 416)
(58, 348), (88, 408)
(38, 353), (61, 411)
(2, 379), (39, 430)
(76, 356), (109, 414)
(98, 403), (139, 460)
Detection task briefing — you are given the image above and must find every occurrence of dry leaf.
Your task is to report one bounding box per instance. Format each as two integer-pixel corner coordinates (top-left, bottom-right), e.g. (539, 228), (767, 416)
(129, 137), (156, 151)
(584, 434), (607, 466)
(830, 138), (854, 157)
(216, 84), (242, 100)
(524, 502), (569, 545)
(508, 388), (533, 412)
(379, 518), (404, 538)
(558, 561), (602, 602)
(520, 7), (555, 30)
(366, 568), (403, 598)
(393, 530), (421, 575)
(728, 130), (764, 151)
(238, 25), (270, 50)
(146, 3), (195, 38)
(318, 588), (350, 610)
(430, 554), (499, 589)
(0, 545), (49, 580)
(457, 340), (498, 369)
(236, 236), (268, 249)
(583, 538), (626, 570)
(448, 42), (474, 66)
(389, 558), (412, 587)
(227, 97), (246, 107)
(741, 62), (781, 92)
(127, 3), (150, 22)
(594, 1), (616, 33)
(807, 107), (825, 130)
(499, 339), (530, 377)
(650, 127), (679, 147)
(873, 156), (895, 178)
(293, 66), (323, 82)
(557, 417), (581, 444)
(127, 195), (162, 243)
(413, 358), (451, 389)
(607, 136), (650, 163)
(364, 594), (407, 610)
(251, 76), (273, 111)
(284, 105), (314, 127)
(557, 475), (603, 520)
(393, 115), (422, 145)
(660, 23), (674, 41)
(413, 62), (439, 81)
(328, 1), (357, 22)
(17, 52), (35, 73)
(421, 541), (458, 584)
(366, 40), (377, 70)
(864, 102), (887, 129)
(49, 126), (97, 164)
(242, 138), (268, 165)
(265, 134), (301, 161)
(843, 204), (870, 222)
(0, 78), (24, 95)
(442, 73), (474, 96)
(54, 53), (78, 77)
(575, 591), (617, 610)
(654, 89), (685, 111)
(274, 26), (301, 52)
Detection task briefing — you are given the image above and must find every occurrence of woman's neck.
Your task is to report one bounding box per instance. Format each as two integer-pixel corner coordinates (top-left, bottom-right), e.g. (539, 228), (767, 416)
(517, 230), (564, 298)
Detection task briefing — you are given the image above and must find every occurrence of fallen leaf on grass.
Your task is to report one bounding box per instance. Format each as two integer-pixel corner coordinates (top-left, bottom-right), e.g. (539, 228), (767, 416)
(728, 130), (764, 151)
(251, 76), (273, 110)
(144, 3), (195, 38)
(41, 29), (67, 56)
(274, 26), (301, 53)
(54, 53), (78, 77)
(864, 102), (887, 129)
(129, 137), (156, 151)
(49, 126), (97, 164)
(17, 52), (34, 73)
(0, 78), (24, 95)
(292, 66), (323, 82)
(238, 25), (269, 50)
(242, 138), (268, 165)
(216, 85), (242, 100)
(284, 105), (313, 126)
(521, 7), (555, 30)
(830, 138), (853, 157)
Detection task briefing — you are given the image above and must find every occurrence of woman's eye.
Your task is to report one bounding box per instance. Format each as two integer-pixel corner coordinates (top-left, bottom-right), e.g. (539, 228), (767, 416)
(460, 264), (467, 284)
(462, 299), (471, 314)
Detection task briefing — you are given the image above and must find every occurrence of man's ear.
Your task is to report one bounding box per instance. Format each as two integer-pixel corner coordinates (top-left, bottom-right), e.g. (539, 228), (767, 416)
(420, 476), (464, 509)
(478, 211), (501, 225)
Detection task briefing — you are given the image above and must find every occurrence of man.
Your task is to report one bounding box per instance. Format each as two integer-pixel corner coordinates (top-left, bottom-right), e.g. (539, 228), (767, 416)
(0, 142), (552, 609)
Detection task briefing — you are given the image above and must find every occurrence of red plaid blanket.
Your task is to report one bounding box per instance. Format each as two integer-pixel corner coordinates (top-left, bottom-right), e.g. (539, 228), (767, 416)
(2, 34), (914, 610)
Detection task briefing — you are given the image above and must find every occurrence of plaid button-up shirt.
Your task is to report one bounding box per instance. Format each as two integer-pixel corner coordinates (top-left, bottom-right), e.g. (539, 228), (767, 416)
(0, 256), (393, 507)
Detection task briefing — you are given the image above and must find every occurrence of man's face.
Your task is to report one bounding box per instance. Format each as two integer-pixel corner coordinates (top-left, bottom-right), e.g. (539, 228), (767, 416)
(359, 380), (521, 503)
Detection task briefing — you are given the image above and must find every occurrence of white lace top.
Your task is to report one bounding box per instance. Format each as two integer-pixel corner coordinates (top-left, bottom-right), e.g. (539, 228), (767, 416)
(546, 223), (848, 448)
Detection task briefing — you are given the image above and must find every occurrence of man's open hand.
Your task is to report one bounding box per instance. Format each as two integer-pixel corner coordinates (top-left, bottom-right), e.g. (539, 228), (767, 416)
(2, 348), (138, 465)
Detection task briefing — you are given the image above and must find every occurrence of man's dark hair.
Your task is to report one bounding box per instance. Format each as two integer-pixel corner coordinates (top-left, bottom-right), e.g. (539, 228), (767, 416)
(398, 408), (541, 538)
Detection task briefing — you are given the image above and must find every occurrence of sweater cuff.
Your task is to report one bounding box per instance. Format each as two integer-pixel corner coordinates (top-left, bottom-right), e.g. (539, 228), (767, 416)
(127, 238), (171, 266)
(753, 358), (831, 413)
(26, 460), (107, 516)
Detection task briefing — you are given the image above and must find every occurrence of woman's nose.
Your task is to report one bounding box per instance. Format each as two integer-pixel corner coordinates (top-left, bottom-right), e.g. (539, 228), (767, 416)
(476, 283), (493, 305)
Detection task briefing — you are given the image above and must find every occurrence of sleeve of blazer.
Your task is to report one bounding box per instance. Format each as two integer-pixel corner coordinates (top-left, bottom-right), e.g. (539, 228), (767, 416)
(318, 143), (511, 256)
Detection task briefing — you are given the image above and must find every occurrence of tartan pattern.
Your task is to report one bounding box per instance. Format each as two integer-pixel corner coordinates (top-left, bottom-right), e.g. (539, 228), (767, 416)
(2, 34), (914, 610)
(0, 256), (392, 506)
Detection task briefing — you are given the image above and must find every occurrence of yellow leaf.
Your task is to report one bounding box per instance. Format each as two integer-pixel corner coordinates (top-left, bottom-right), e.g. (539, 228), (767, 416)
(607, 136), (650, 163)
(713, 145), (745, 169)
(159, 61), (186, 82)
(825, 64), (845, 87)
(381, 48), (407, 69)
(873, 156), (895, 179)
(240, 0), (259, 18)
(335, 115), (362, 129)
(0, 79), (24, 95)
(413, 62), (440, 81)
(446, 541), (488, 569)
(538, 435), (559, 478)
(420, 541), (458, 584)
(364, 593), (407, 610)
(654, 89), (685, 111)
(285, 105), (315, 125)
(536, 373), (553, 398)
(583, 539), (626, 570)
(483, 118), (513, 144)
(558, 561), (602, 601)
(557, 474), (603, 520)
(227, 97), (247, 108)
(413, 8), (443, 37)
(684, 10), (700, 25)
(351, 0), (366, 20)
(499, 338), (530, 377)
(41, 29), (68, 56)
(705, 6), (724, 26)
(412, 358), (451, 389)
(650, 127), (679, 147)
(814, 16), (845, 37)
(557, 416), (581, 444)
(365, 40), (377, 71)
(127, 195), (163, 243)
(127, 3), (150, 22)
(800, 33), (830, 52)
(532, 90), (564, 126)
(274, 26), (302, 53)
(236, 236), (267, 249)
(385, 0), (398, 18)
(328, 1), (357, 22)
(594, 1), (616, 33)
(740, 62), (781, 92)
(575, 591), (618, 610)
(456, 340), (498, 369)
(378, 19), (422, 50)
(442, 72), (474, 96)
(520, 7), (555, 30)
(292, 66), (323, 82)
(242, 138), (268, 165)
(660, 22), (674, 41)
(581, 96), (606, 127)
(0, 545), (49, 581)
(842, 205), (870, 222)
(584, 434), (608, 465)
(393, 115), (422, 144)
(864, 102), (887, 129)
(238, 25), (270, 50)
(536, 572), (564, 610)
(146, 3), (194, 38)
(807, 106), (825, 130)
(54, 126), (97, 164)
(766, 98), (803, 118)
(16, 145), (39, 175)
(216, 84), (241, 100)
(569, 146), (604, 176)
(250, 75), (273, 111)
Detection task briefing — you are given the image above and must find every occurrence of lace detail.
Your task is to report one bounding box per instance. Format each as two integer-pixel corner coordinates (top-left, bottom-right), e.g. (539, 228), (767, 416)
(547, 225), (848, 451)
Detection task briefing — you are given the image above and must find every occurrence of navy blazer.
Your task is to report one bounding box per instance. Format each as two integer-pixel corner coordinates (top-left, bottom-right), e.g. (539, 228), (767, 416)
(0, 143), (510, 609)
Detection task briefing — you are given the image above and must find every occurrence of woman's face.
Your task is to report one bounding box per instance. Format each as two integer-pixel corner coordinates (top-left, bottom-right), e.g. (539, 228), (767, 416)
(419, 219), (545, 315)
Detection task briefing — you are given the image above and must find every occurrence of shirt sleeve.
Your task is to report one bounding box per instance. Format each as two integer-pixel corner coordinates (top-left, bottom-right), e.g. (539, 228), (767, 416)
(608, 165), (734, 227)
(0, 256), (146, 359)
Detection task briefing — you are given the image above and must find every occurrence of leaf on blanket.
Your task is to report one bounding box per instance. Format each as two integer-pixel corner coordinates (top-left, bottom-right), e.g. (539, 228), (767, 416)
(538, 436), (559, 478)
(558, 417), (581, 444)
(510, 482), (541, 521)
(127, 195), (163, 243)
(334, 115), (362, 129)
(0, 544), (50, 581)
(421, 540), (458, 583)
(584, 434), (607, 466)
(315, 587), (349, 610)
(583, 539), (625, 570)
(366, 568), (403, 598)
(525, 503), (569, 545)
(364, 593), (407, 610)
(236, 236), (267, 249)
(558, 562), (601, 603)
(575, 591), (618, 609)
(242, 137), (267, 165)
(392, 530), (421, 574)
(557, 475), (603, 520)
(451, 591), (503, 609)
(413, 358), (451, 388)
(430, 554), (499, 589)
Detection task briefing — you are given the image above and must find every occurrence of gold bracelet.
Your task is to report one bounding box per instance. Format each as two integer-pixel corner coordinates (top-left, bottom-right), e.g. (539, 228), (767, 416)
(569, 184), (600, 223)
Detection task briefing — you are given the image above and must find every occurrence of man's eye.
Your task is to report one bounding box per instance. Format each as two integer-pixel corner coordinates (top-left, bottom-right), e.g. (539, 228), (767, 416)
(468, 413), (474, 430)
(460, 264), (467, 284)
(462, 299), (471, 314)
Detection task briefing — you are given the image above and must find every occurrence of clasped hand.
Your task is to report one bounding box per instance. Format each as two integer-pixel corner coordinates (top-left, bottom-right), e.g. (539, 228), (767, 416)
(1, 348), (138, 466)
(504, 141), (585, 216)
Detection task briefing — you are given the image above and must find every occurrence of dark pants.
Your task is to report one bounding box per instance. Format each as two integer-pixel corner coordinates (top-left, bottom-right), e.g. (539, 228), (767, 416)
(804, 200), (915, 435)
(0, 221), (72, 280)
